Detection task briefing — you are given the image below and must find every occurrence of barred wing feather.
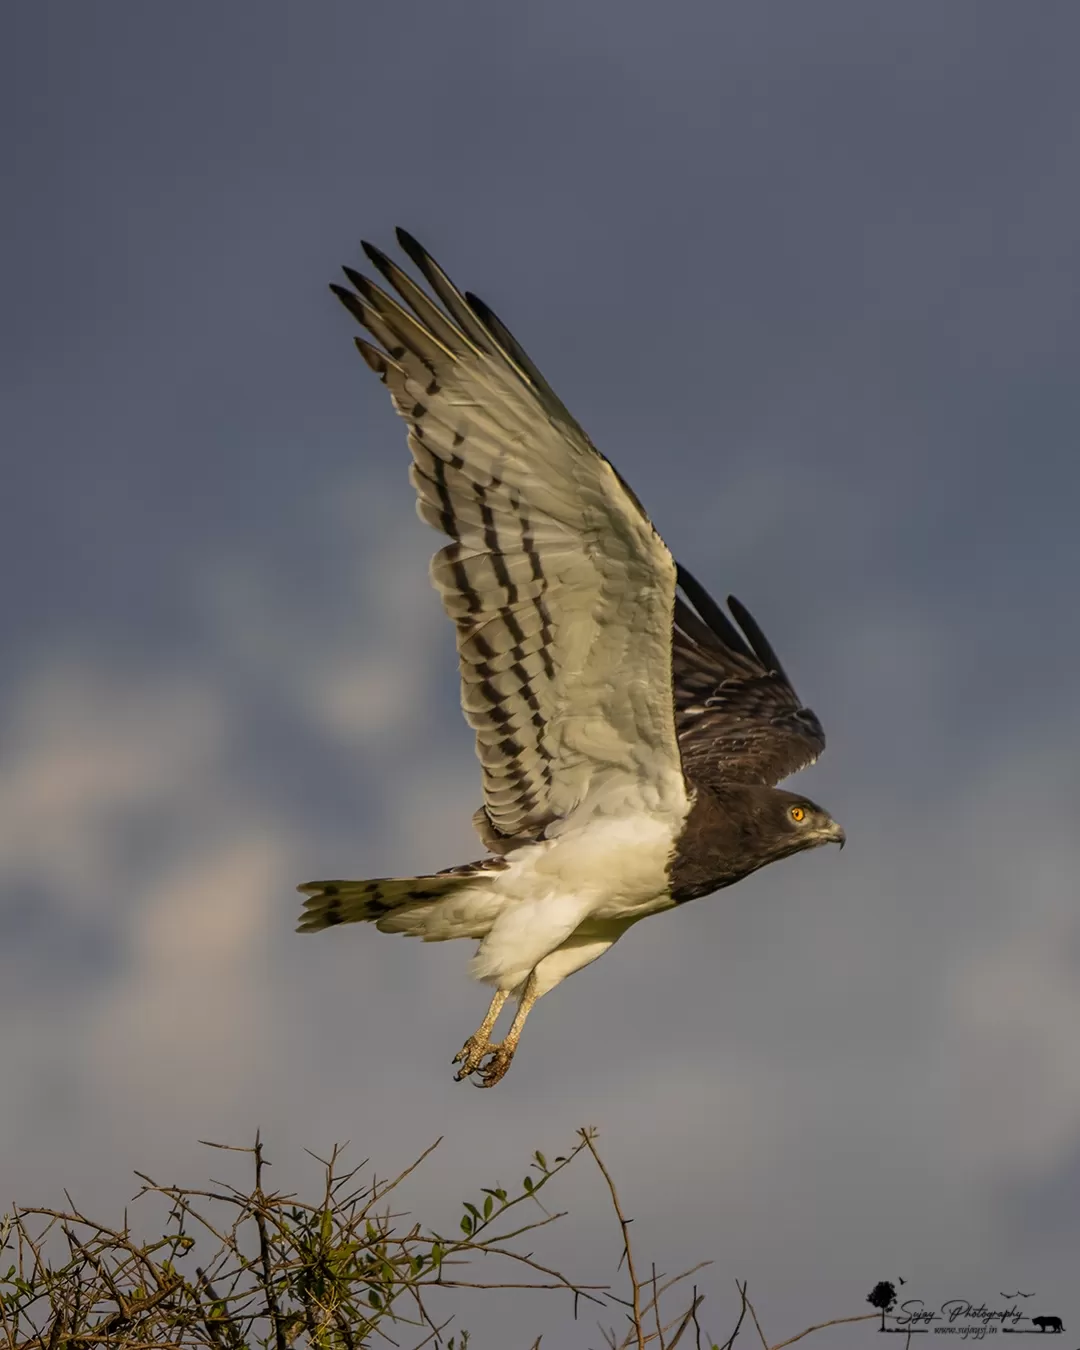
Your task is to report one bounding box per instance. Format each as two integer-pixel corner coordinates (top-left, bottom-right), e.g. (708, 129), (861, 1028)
(333, 230), (685, 844)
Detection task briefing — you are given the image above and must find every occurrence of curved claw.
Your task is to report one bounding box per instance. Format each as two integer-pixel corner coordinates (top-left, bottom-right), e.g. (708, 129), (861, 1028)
(470, 1044), (515, 1088)
(453, 1034), (491, 1081)
(452, 983), (530, 1087)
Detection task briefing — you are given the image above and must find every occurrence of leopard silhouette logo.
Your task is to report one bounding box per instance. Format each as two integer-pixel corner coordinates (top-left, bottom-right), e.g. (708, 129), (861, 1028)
(1029, 1314), (1064, 1332)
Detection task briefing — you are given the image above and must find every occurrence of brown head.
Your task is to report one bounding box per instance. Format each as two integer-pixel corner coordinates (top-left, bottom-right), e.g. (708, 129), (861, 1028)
(671, 783), (845, 904)
(742, 785), (846, 863)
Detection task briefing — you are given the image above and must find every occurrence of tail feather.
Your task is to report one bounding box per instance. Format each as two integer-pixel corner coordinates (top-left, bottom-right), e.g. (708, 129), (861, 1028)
(296, 860), (502, 935)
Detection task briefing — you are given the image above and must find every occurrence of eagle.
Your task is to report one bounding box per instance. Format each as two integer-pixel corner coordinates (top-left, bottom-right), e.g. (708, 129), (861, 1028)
(298, 230), (845, 1087)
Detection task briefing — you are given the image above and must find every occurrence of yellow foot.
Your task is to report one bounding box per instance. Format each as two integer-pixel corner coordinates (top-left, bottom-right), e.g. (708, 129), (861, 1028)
(452, 1039), (516, 1087)
(452, 1035), (492, 1081)
(474, 1042), (516, 1088)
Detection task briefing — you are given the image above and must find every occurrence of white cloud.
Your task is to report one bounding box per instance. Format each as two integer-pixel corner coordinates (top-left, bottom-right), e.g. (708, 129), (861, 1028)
(86, 828), (290, 1132)
(0, 661), (227, 900)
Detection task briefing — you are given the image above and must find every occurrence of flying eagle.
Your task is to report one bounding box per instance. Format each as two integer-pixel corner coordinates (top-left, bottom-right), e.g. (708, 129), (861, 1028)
(298, 230), (845, 1086)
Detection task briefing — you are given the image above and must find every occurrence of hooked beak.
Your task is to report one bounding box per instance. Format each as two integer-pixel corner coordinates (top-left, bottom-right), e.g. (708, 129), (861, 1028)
(825, 820), (846, 850)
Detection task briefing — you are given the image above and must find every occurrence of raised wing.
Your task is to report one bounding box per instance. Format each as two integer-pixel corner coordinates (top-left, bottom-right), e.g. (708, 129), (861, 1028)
(333, 230), (687, 844)
(672, 563), (825, 788)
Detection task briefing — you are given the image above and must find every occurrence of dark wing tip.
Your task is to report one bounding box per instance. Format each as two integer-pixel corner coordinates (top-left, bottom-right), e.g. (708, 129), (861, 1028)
(464, 287), (504, 335)
(726, 594), (790, 681)
(463, 286), (562, 405)
(676, 564), (755, 661)
(463, 286), (524, 360)
(673, 594), (725, 653)
(331, 280), (369, 326)
(464, 288), (493, 320)
(361, 238), (396, 281)
(395, 226), (427, 268)
(342, 265), (389, 312)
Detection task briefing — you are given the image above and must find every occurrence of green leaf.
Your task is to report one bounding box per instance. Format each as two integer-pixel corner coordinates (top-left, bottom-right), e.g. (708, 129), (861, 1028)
(460, 1215), (473, 1235)
(482, 1195), (493, 1220)
(534, 1151), (547, 1170)
(523, 1176), (534, 1193)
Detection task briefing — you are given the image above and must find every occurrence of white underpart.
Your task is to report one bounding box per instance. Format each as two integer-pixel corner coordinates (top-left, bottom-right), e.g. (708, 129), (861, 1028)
(410, 781), (690, 993)
(528, 926), (631, 998)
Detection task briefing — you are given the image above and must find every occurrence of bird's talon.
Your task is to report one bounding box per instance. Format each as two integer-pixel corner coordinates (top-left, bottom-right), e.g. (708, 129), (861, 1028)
(453, 1034), (491, 1079)
(473, 1046), (514, 1088)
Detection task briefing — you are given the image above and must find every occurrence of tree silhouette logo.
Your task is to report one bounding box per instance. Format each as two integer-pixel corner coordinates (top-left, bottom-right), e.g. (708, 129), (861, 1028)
(867, 1281), (897, 1332)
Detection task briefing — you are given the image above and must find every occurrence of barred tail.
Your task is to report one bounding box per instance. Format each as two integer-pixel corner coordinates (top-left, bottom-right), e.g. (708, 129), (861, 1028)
(296, 861), (498, 936)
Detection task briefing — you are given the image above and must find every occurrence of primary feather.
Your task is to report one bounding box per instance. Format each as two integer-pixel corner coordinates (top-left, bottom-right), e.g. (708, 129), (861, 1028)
(672, 564), (825, 788)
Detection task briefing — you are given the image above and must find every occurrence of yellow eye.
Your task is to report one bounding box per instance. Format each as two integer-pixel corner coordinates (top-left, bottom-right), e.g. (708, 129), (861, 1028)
(790, 806), (805, 822)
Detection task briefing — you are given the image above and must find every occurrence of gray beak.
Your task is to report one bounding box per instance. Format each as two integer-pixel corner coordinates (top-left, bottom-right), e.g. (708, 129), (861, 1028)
(828, 820), (846, 850)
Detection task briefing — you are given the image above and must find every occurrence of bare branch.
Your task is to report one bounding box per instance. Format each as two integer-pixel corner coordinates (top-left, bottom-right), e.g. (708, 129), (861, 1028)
(745, 1290), (769, 1350)
(579, 1130), (645, 1350)
(251, 1134), (287, 1350)
(767, 1312), (879, 1350)
(716, 1280), (750, 1350)
(0, 1128), (864, 1350)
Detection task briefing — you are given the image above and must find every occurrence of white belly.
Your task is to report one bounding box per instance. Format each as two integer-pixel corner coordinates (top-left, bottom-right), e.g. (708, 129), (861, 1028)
(469, 806), (684, 989)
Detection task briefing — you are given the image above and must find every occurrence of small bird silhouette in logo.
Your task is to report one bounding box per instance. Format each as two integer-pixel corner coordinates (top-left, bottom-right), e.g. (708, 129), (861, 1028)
(898, 1278), (907, 1286)
(1000, 1292), (1035, 1300)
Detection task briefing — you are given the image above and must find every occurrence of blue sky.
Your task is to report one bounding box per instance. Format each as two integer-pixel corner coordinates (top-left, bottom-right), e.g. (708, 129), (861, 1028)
(4, 3), (1080, 1344)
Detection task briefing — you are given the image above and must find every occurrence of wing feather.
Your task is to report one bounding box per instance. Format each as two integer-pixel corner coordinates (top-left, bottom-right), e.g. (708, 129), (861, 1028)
(336, 232), (686, 842)
(672, 564), (826, 788)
